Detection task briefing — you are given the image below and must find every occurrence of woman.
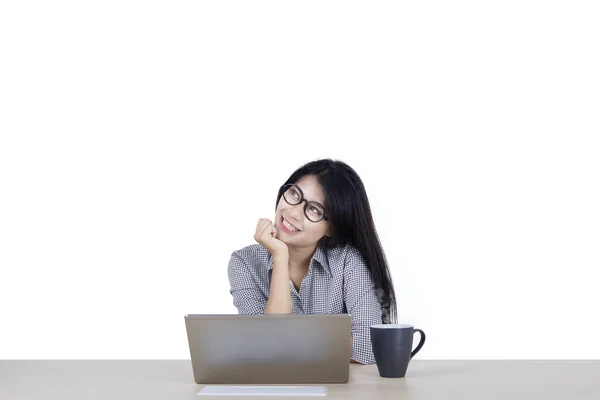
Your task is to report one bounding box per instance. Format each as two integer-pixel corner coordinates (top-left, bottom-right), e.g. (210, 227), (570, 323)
(227, 158), (397, 364)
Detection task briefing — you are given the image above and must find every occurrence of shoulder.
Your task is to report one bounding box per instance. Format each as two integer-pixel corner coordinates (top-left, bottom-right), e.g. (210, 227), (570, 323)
(229, 244), (271, 270)
(327, 244), (363, 261)
(326, 244), (365, 271)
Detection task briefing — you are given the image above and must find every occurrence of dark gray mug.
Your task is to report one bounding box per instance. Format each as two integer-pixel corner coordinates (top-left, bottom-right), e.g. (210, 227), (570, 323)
(370, 324), (426, 378)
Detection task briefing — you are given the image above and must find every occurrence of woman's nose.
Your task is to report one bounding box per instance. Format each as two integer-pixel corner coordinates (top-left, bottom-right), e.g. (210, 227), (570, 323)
(289, 203), (304, 221)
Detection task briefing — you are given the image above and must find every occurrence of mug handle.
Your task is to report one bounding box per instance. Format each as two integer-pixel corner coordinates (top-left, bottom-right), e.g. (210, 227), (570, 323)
(410, 328), (426, 359)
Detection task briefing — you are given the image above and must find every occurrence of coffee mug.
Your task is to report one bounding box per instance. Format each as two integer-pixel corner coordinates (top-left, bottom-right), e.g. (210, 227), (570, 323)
(370, 324), (426, 378)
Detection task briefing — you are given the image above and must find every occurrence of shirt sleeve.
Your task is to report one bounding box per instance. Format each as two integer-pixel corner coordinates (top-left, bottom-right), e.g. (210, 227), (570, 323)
(343, 248), (383, 364)
(227, 251), (268, 315)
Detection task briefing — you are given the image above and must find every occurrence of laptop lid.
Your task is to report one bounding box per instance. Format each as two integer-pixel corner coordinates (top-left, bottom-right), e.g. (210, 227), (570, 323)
(184, 314), (352, 384)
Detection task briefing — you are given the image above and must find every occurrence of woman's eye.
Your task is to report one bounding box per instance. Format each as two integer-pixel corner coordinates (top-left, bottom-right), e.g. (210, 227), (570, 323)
(292, 190), (300, 199)
(309, 206), (321, 215)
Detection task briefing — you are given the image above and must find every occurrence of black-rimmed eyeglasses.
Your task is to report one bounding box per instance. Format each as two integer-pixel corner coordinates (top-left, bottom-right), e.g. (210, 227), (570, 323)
(280, 184), (328, 223)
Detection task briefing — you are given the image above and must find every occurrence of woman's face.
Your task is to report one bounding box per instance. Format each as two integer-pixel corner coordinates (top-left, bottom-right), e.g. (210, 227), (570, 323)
(274, 175), (331, 249)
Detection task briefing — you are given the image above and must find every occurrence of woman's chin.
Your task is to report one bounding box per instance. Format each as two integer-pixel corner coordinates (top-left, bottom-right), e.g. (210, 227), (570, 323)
(278, 234), (289, 243)
(277, 232), (293, 245)
(275, 230), (286, 242)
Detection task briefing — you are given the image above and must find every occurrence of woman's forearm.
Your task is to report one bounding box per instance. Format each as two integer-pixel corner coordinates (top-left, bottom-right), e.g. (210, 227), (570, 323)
(265, 255), (292, 314)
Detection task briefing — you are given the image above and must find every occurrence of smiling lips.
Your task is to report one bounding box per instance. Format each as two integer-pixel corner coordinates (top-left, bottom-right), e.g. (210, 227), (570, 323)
(281, 217), (300, 234)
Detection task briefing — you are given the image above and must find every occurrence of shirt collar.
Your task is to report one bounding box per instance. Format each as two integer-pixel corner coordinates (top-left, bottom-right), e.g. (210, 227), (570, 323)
(267, 246), (331, 277)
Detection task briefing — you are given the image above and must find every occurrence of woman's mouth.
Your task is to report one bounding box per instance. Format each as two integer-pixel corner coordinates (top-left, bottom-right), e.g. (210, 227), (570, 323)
(280, 217), (300, 234)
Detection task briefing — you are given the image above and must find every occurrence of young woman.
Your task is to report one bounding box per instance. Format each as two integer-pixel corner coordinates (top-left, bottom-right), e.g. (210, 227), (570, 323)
(227, 159), (397, 364)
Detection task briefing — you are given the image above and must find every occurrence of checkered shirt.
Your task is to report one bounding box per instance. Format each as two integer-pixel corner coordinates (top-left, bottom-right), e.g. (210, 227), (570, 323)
(227, 243), (388, 364)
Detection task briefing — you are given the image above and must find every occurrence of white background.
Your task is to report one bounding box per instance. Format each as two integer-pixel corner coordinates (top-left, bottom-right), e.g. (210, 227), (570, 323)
(1, 1), (599, 359)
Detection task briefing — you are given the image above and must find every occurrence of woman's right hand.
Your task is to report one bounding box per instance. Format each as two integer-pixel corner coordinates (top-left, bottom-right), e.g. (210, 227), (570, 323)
(254, 218), (289, 259)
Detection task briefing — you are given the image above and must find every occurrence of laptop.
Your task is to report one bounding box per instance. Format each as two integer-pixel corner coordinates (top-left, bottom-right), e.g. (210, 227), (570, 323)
(184, 314), (352, 384)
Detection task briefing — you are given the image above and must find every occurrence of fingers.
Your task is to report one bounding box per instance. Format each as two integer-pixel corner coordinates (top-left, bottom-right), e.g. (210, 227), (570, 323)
(270, 224), (277, 237)
(255, 218), (275, 239)
(254, 219), (268, 241)
(260, 219), (273, 236)
(255, 218), (268, 233)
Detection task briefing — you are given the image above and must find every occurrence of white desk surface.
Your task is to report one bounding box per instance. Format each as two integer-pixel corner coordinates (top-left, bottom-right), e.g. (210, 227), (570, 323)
(1, 360), (599, 399)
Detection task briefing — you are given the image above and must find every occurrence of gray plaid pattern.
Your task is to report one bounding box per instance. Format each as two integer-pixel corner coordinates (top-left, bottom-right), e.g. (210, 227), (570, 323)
(227, 243), (387, 364)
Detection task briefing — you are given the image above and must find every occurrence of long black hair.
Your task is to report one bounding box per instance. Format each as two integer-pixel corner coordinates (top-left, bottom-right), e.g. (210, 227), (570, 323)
(276, 159), (398, 324)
